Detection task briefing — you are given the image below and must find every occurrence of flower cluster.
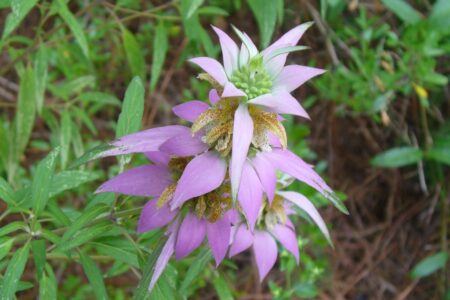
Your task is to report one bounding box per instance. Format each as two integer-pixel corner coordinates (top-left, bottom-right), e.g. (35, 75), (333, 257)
(97, 23), (346, 290)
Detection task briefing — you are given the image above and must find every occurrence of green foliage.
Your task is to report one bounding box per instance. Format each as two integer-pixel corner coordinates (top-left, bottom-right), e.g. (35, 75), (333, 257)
(32, 147), (60, 215)
(0, 242), (30, 299)
(150, 22), (168, 91)
(371, 147), (422, 168)
(381, 0), (422, 25)
(54, 0), (90, 58)
(79, 251), (109, 300)
(116, 77), (145, 138)
(247, 0), (280, 48)
(2, 0), (39, 40)
(122, 28), (146, 81)
(411, 252), (449, 279)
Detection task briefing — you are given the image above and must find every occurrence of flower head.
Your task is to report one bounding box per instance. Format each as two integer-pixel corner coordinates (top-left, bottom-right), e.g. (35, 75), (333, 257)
(97, 146), (236, 289)
(187, 23), (326, 199)
(95, 22), (343, 292)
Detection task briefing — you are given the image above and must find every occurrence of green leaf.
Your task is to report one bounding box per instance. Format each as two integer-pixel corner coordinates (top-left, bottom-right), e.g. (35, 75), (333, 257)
(54, 0), (89, 57)
(33, 46), (48, 115)
(293, 283), (319, 298)
(423, 72), (448, 86)
(426, 147), (450, 166)
(185, 0), (204, 19)
(0, 121), (9, 171)
(133, 241), (165, 300)
(411, 251), (448, 279)
(0, 177), (16, 205)
(0, 0), (11, 9)
(57, 221), (111, 252)
(0, 221), (25, 237)
(39, 265), (57, 300)
(78, 92), (121, 107)
(116, 76), (145, 138)
(15, 66), (36, 160)
(2, 0), (39, 40)
(180, 248), (213, 293)
(0, 242), (30, 299)
(47, 200), (71, 226)
(150, 22), (168, 91)
(93, 242), (139, 268)
(70, 143), (115, 169)
(59, 111), (72, 169)
(122, 28), (146, 80)
(49, 170), (100, 198)
(380, 0), (421, 25)
(0, 238), (14, 262)
(31, 239), (46, 280)
(213, 275), (234, 300)
(32, 147), (60, 215)
(148, 264), (177, 300)
(58, 204), (109, 247)
(276, 0), (284, 25)
(79, 252), (109, 300)
(197, 6), (229, 16)
(371, 147), (422, 168)
(247, 0), (278, 48)
(429, 0), (450, 32)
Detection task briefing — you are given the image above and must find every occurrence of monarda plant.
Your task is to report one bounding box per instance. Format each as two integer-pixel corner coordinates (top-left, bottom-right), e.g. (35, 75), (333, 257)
(96, 23), (347, 291)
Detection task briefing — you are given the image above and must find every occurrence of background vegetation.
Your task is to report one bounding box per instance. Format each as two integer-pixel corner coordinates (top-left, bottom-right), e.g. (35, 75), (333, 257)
(0, 0), (449, 299)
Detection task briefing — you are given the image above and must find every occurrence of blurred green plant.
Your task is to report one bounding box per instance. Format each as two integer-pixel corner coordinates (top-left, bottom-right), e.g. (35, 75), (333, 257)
(0, 1), (335, 299)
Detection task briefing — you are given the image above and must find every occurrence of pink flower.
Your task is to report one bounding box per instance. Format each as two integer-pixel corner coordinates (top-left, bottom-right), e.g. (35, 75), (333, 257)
(186, 23), (325, 199)
(229, 191), (331, 281)
(97, 126), (237, 288)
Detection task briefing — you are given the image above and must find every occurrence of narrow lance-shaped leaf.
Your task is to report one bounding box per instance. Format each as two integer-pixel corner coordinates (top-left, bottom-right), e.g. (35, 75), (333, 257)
(0, 237), (15, 261)
(2, 0), (39, 40)
(380, 0), (422, 25)
(33, 46), (48, 115)
(57, 221), (111, 252)
(39, 265), (57, 300)
(32, 147), (60, 215)
(116, 76), (145, 138)
(185, 0), (204, 19)
(0, 177), (16, 205)
(248, 0), (278, 48)
(371, 147), (423, 168)
(54, 0), (89, 57)
(133, 241), (165, 300)
(411, 251), (449, 279)
(31, 239), (46, 280)
(150, 21), (168, 91)
(0, 242), (30, 299)
(15, 66), (36, 161)
(58, 204), (109, 246)
(59, 110), (72, 169)
(122, 28), (146, 80)
(49, 170), (100, 198)
(213, 275), (234, 300)
(180, 248), (212, 293)
(79, 252), (109, 300)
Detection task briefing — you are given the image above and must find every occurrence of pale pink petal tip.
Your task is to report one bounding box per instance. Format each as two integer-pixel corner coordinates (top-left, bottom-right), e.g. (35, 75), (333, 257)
(253, 231), (278, 281)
